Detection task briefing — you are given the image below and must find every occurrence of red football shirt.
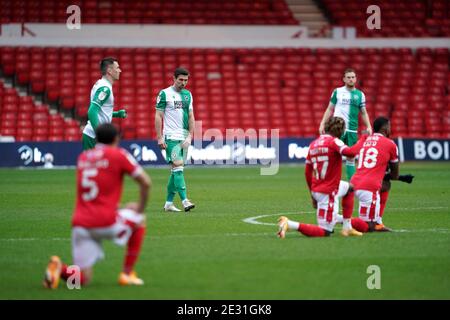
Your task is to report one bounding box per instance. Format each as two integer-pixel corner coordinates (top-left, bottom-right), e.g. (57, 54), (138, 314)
(72, 144), (142, 228)
(306, 134), (363, 194)
(350, 133), (399, 192)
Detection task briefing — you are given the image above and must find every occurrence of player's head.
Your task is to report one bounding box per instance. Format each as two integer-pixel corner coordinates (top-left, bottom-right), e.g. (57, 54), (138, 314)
(95, 123), (120, 146)
(324, 116), (346, 138)
(100, 57), (121, 81)
(343, 68), (356, 88)
(373, 116), (391, 137)
(173, 67), (189, 90)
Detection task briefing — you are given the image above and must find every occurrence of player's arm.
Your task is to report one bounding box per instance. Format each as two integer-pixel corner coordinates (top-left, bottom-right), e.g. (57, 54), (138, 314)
(304, 160), (317, 208)
(182, 110), (195, 148)
(360, 107), (372, 135)
(319, 103), (335, 134)
(304, 161), (313, 190)
(155, 91), (166, 149)
(121, 149), (152, 213)
(340, 135), (368, 157)
(132, 170), (152, 214)
(112, 110), (127, 118)
(359, 93), (372, 134)
(88, 86), (111, 131)
(319, 89), (337, 134)
(388, 161), (399, 181)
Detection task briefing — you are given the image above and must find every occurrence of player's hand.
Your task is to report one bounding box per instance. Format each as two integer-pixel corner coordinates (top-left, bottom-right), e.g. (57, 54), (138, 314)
(117, 109), (127, 118)
(366, 127), (373, 135)
(399, 174), (414, 184)
(181, 135), (192, 149)
(158, 137), (166, 149)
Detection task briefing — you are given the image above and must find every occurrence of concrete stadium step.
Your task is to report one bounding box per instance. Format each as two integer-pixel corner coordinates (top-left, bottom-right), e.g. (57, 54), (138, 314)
(286, 0), (330, 37)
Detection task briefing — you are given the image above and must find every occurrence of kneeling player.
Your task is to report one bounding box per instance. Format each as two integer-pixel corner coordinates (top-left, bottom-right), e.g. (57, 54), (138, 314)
(43, 124), (151, 288)
(348, 117), (400, 233)
(278, 116), (366, 238)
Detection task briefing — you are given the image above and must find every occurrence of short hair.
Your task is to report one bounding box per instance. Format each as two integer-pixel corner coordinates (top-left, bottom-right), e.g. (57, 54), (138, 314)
(100, 57), (118, 75)
(95, 123), (119, 144)
(174, 67), (189, 79)
(324, 116), (346, 138)
(343, 68), (356, 76)
(373, 117), (390, 133)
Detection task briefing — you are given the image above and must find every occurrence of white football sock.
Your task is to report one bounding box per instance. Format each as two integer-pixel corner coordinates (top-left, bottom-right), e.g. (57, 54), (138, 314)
(164, 201), (173, 207)
(287, 220), (300, 231)
(343, 218), (352, 230)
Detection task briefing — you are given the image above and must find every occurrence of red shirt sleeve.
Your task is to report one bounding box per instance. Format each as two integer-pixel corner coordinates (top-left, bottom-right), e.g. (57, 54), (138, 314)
(389, 140), (399, 163)
(341, 135), (368, 157)
(118, 148), (142, 177)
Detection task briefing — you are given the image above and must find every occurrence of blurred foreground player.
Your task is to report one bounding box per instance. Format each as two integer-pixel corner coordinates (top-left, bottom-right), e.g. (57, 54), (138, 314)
(44, 124), (151, 288)
(278, 117), (366, 238)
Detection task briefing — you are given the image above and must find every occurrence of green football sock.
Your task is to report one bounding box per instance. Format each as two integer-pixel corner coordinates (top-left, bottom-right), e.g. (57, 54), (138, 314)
(346, 160), (356, 180)
(166, 172), (176, 202)
(173, 169), (187, 201)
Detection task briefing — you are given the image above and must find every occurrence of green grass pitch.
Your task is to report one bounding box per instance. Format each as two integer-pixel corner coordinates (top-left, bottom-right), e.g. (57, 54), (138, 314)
(0, 163), (449, 299)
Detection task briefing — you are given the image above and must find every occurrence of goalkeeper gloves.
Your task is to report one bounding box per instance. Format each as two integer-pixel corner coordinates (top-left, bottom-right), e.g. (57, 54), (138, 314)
(398, 174), (414, 184)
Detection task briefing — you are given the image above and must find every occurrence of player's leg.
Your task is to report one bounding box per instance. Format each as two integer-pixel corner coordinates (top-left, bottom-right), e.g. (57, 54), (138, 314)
(44, 227), (99, 289)
(353, 190), (388, 232)
(343, 132), (358, 180)
(168, 139), (195, 212)
(337, 181), (362, 236)
(43, 255), (92, 289)
(277, 216), (331, 238)
(115, 206), (146, 286)
(82, 134), (96, 150)
(277, 192), (332, 238)
(164, 139), (181, 212)
(378, 179), (391, 225)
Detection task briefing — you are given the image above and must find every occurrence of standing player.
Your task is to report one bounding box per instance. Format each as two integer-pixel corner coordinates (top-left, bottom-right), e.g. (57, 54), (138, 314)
(318, 68), (372, 180)
(44, 124), (151, 288)
(347, 117), (400, 232)
(278, 117), (366, 238)
(82, 57), (127, 150)
(155, 67), (195, 212)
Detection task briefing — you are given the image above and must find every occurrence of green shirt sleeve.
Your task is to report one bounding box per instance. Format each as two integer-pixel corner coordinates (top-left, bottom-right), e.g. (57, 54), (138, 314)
(360, 92), (366, 109)
(330, 89), (337, 105)
(156, 90), (166, 111)
(87, 102), (101, 131)
(92, 86), (111, 107)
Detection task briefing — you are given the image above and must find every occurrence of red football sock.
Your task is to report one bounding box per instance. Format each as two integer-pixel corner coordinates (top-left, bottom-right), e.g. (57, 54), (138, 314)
(351, 218), (369, 233)
(124, 226), (146, 274)
(379, 191), (389, 218)
(60, 264), (87, 285)
(298, 223), (328, 237)
(61, 264), (70, 280)
(342, 191), (355, 219)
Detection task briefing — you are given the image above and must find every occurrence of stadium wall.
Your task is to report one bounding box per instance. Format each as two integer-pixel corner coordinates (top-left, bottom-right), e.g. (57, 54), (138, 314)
(0, 24), (449, 48)
(0, 138), (448, 168)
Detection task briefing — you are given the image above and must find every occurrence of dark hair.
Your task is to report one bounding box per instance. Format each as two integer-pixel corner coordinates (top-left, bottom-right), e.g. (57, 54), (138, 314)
(174, 67), (189, 79)
(373, 117), (390, 133)
(100, 57), (118, 75)
(343, 68), (356, 76)
(96, 123), (119, 144)
(325, 116), (346, 138)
